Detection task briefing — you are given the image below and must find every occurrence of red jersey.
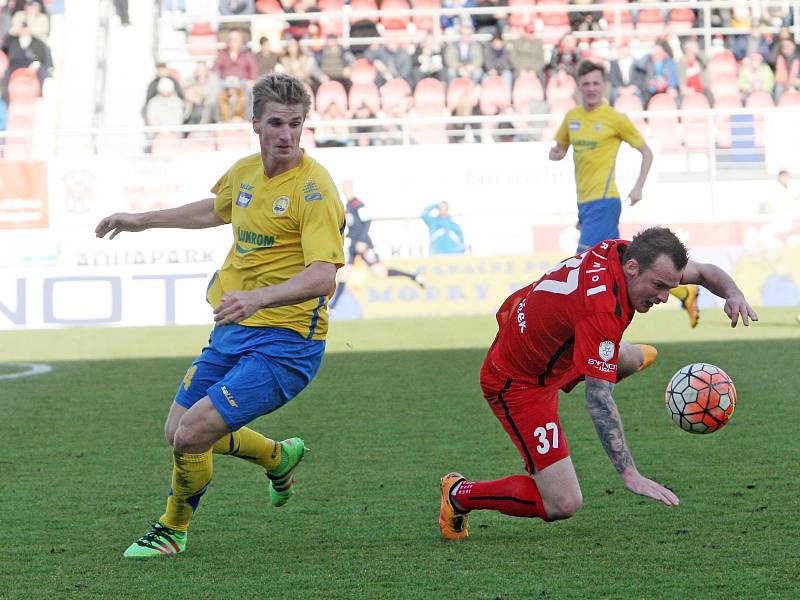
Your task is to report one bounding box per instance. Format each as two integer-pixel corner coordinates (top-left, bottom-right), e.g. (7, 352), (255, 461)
(486, 240), (635, 390)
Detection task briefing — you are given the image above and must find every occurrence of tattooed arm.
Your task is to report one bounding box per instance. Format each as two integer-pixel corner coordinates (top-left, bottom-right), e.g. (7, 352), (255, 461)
(585, 376), (680, 507)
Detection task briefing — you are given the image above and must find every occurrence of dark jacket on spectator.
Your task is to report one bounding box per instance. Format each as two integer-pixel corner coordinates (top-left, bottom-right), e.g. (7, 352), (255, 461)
(507, 35), (544, 75)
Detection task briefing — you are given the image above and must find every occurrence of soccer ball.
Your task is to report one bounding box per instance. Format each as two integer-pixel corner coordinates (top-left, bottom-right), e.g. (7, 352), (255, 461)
(665, 363), (737, 434)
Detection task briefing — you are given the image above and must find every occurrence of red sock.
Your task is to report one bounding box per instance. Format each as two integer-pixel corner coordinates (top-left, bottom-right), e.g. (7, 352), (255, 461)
(453, 475), (549, 521)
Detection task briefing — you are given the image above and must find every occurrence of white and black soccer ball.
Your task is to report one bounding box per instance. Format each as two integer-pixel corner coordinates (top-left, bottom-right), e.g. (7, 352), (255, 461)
(665, 363), (737, 434)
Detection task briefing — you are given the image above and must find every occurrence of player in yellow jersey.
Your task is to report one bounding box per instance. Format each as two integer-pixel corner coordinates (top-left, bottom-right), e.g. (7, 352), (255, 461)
(95, 73), (345, 558)
(549, 60), (699, 328)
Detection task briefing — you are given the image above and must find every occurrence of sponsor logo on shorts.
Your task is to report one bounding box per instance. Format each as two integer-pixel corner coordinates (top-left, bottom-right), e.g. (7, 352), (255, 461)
(588, 358), (617, 373)
(221, 385), (238, 408)
(598, 340), (615, 361)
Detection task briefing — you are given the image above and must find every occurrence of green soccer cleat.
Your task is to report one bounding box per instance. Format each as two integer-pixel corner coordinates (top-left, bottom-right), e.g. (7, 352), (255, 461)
(267, 437), (306, 507)
(123, 522), (186, 558)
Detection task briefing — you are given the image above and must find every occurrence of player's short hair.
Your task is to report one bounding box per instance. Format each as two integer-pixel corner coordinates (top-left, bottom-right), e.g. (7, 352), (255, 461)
(577, 60), (605, 80)
(252, 73), (311, 121)
(623, 227), (689, 272)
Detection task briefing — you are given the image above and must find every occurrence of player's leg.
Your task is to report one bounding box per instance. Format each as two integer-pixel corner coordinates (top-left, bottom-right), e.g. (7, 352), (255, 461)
(617, 342), (659, 379)
(670, 284), (700, 328)
(362, 243), (424, 288)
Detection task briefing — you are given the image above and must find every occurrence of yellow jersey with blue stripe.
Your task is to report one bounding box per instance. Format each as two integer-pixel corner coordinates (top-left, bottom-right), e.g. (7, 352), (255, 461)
(208, 152), (345, 340)
(555, 102), (644, 204)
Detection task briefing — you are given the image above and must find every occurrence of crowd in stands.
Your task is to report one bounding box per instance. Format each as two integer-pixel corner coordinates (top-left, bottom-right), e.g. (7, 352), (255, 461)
(148, 0), (800, 149)
(0, 0), (54, 135)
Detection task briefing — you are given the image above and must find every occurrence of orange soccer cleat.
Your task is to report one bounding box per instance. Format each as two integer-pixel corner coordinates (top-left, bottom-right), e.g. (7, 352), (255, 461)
(635, 344), (659, 373)
(439, 472), (469, 541)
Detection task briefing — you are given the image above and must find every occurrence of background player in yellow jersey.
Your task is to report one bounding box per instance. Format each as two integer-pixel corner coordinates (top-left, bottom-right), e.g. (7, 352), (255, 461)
(95, 73), (345, 558)
(549, 60), (700, 328)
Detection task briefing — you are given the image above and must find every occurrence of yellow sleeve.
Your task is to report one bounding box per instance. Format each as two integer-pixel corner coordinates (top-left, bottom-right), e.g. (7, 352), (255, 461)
(211, 170), (233, 224)
(299, 168), (345, 267)
(555, 112), (571, 147)
(611, 110), (645, 148)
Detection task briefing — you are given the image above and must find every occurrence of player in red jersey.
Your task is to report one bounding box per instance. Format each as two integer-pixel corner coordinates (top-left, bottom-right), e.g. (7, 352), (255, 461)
(439, 227), (758, 540)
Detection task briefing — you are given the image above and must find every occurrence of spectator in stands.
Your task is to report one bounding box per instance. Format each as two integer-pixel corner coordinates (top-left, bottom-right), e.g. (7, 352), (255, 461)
(144, 77), (185, 152)
(304, 22), (326, 57)
(183, 60), (220, 124)
(444, 23), (484, 84)
(641, 43), (678, 102)
(143, 62), (184, 120)
(729, 3), (754, 60)
(548, 32), (580, 79)
(421, 201), (466, 255)
(255, 35), (280, 76)
(569, 0), (601, 33)
(677, 39), (708, 99)
(769, 27), (793, 66)
(366, 34), (414, 87)
(764, 2), (793, 28)
(739, 25), (771, 62)
(317, 35), (354, 90)
(284, 0), (316, 40)
(213, 28), (259, 122)
(1, 17), (52, 97)
(483, 30), (513, 90)
(773, 38), (799, 102)
(761, 169), (800, 215)
(441, 0), (477, 32)
(473, 0), (507, 35)
(0, 1), (12, 44)
(9, 0), (47, 43)
(608, 42), (645, 103)
(314, 101), (350, 147)
(508, 27), (545, 81)
(219, 0), (255, 16)
(738, 51), (775, 99)
(276, 37), (322, 90)
(413, 34), (445, 84)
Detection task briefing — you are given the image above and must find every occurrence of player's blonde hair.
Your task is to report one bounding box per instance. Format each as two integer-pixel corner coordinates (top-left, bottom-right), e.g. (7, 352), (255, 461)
(252, 73), (311, 120)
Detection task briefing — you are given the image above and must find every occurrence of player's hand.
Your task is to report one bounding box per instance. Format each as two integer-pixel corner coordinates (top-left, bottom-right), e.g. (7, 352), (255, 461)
(622, 468), (680, 507)
(549, 144), (567, 160)
(95, 213), (146, 239)
(214, 291), (263, 325)
(627, 185), (643, 206)
(723, 293), (759, 328)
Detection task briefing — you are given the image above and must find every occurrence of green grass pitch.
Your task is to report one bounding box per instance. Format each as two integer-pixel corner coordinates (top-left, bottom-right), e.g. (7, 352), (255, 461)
(1, 307), (798, 599)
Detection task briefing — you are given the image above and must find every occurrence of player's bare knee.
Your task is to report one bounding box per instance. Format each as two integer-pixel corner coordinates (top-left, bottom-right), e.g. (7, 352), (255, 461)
(172, 427), (205, 454)
(546, 492), (583, 520)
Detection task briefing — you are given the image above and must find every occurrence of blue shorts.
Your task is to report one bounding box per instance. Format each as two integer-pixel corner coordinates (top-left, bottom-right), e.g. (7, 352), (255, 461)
(577, 198), (621, 251)
(175, 325), (325, 431)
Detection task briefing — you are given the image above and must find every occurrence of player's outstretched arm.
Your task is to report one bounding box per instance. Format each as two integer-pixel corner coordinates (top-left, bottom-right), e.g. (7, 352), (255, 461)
(681, 260), (759, 327)
(585, 377), (680, 507)
(95, 198), (224, 240)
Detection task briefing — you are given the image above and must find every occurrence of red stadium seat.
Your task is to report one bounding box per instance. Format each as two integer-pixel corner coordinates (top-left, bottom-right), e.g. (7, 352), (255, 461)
(446, 77), (476, 112)
(778, 89), (800, 106)
(380, 0), (410, 31)
(349, 58), (376, 85)
(412, 0), (439, 33)
(545, 71), (576, 102)
(709, 74), (739, 100)
(349, 82), (380, 114)
(540, 12), (570, 43)
(479, 75), (511, 115)
(316, 79), (348, 113)
(255, 0), (283, 13)
(318, 0), (344, 36)
(187, 22), (218, 56)
(668, 8), (696, 32)
(680, 93), (711, 151)
(7, 68), (40, 104)
(507, 0), (537, 32)
(636, 9), (664, 42)
(647, 93), (682, 151)
(543, 97), (576, 139)
(512, 72), (544, 112)
(713, 95), (741, 149)
(0, 50), (8, 79)
(349, 0), (378, 23)
(410, 105), (448, 144)
(380, 78), (412, 114)
(413, 77), (446, 111)
(613, 91), (645, 128)
(708, 51), (737, 78)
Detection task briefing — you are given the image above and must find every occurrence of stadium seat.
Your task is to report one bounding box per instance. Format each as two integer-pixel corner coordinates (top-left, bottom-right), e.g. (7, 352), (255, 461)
(707, 51), (737, 79)
(709, 74), (739, 101)
(215, 129), (252, 152)
(479, 75), (511, 115)
(507, 0), (537, 32)
(413, 77), (446, 111)
(778, 89), (800, 106)
(545, 71), (576, 102)
(713, 95), (742, 149)
(304, 82), (316, 116)
(0, 50), (8, 79)
(349, 82), (381, 114)
(255, 0), (283, 13)
(301, 127), (316, 148)
(410, 105), (448, 144)
(680, 93), (711, 151)
(349, 58), (377, 85)
(744, 91), (773, 148)
(150, 132), (183, 156)
(543, 97), (576, 139)
(612, 91), (645, 128)
(647, 93), (682, 151)
(380, 0), (410, 31)
(636, 9), (664, 42)
(667, 8), (696, 32)
(380, 78), (412, 114)
(6, 103), (35, 131)
(446, 77), (476, 112)
(540, 12), (571, 44)
(512, 72), (544, 112)
(316, 80), (348, 113)
(349, 0), (378, 23)
(7, 68), (40, 104)
(187, 22), (218, 56)
(318, 0), (344, 36)
(412, 0), (439, 33)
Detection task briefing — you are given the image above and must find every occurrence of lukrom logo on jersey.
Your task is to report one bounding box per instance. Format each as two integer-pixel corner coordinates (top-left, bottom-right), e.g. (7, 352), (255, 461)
(235, 226), (276, 255)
